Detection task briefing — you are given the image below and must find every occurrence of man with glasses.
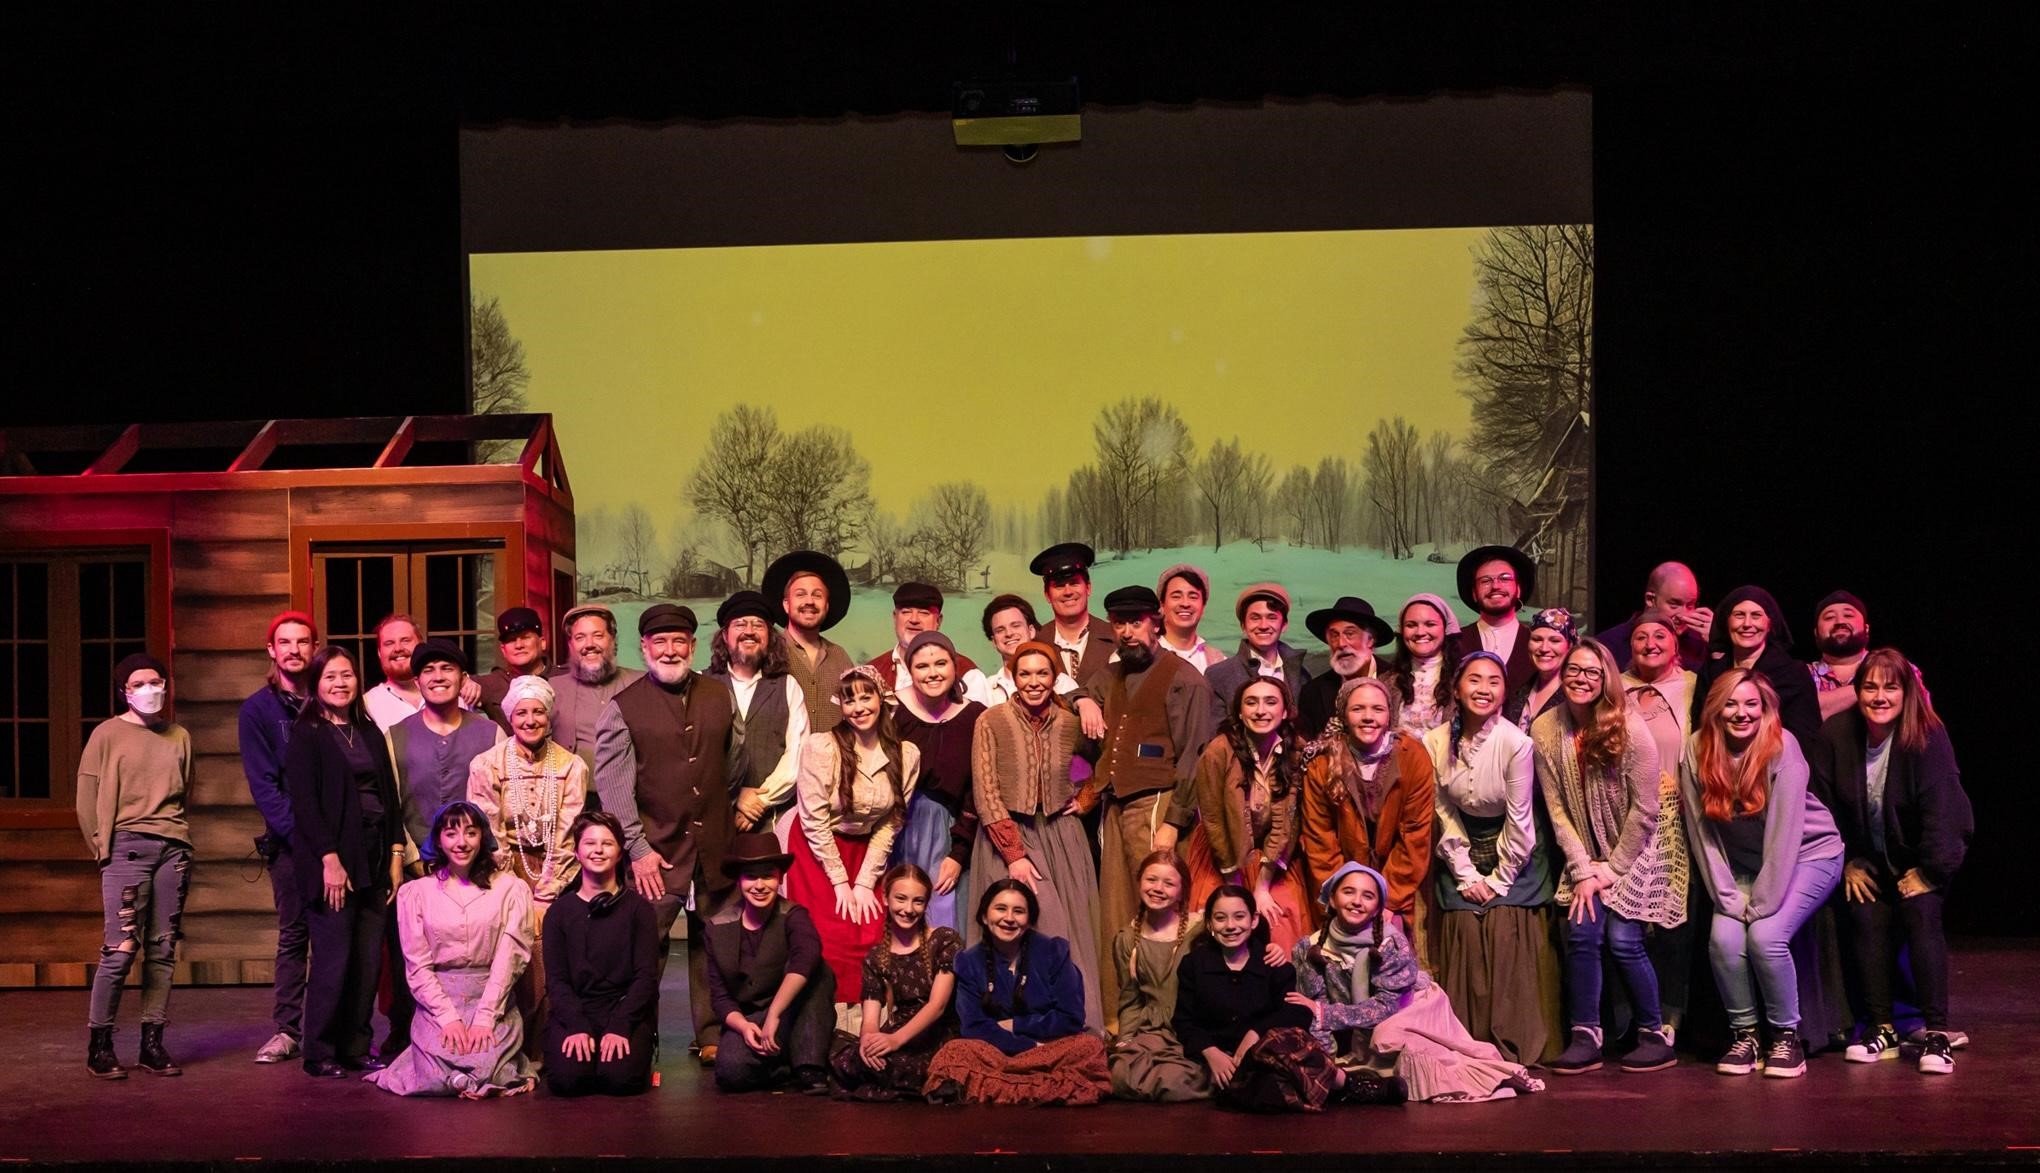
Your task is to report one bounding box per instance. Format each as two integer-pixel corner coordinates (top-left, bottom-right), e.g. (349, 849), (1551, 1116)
(1453, 545), (1538, 691)
(708, 590), (809, 848)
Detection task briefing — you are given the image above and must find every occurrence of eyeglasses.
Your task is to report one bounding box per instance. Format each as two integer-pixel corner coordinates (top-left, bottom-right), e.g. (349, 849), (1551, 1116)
(1474, 573), (1517, 588)
(1561, 665), (1604, 681)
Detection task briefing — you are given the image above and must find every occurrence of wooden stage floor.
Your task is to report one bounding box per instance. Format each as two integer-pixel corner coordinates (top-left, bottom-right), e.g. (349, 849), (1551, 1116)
(5, 940), (2036, 1171)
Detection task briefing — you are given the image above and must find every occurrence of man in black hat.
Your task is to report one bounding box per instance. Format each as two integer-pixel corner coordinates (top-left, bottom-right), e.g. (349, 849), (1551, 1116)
(708, 590), (810, 846)
(1295, 596), (1396, 739)
(477, 606), (550, 732)
(1087, 584), (1220, 1032)
(593, 602), (750, 1062)
(546, 603), (644, 775)
(704, 832), (834, 1094)
(1030, 542), (1117, 688)
(864, 581), (991, 703)
(1453, 545), (1538, 691)
(761, 550), (856, 735)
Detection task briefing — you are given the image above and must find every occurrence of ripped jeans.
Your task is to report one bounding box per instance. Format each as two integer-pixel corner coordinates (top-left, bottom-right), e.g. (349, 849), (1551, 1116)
(88, 832), (193, 1028)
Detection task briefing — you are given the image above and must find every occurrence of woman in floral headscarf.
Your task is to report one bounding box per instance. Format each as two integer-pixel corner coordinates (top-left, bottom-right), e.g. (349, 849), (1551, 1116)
(467, 672), (587, 1057)
(1506, 608), (1578, 729)
(784, 664), (922, 1010)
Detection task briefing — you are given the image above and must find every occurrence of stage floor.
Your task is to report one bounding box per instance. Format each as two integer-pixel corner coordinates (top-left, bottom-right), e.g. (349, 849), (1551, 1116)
(5, 941), (2036, 1171)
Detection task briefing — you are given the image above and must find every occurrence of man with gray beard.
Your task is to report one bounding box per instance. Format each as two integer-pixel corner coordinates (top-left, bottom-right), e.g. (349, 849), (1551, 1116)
(546, 603), (644, 775)
(594, 603), (748, 1063)
(1294, 596), (1395, 741)
(707, 590), (809, 849)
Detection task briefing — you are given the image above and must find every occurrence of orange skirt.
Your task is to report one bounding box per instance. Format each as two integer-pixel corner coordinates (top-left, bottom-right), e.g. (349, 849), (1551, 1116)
(1182, 824), (1315, 957)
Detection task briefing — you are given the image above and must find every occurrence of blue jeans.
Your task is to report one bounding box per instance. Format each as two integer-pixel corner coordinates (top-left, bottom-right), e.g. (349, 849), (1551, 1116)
(89, 832), (192, 1028)
(1708, 855), (1843, 1030)
(1565, 905), (1661, 1032)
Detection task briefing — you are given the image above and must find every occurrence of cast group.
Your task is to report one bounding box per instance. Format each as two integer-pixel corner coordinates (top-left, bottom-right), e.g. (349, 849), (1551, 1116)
(75, 540), (1972, 1112)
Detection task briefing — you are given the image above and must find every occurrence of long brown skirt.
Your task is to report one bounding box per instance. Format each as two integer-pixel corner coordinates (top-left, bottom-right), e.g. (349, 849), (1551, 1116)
(1437, 904), (1562, 1067)
(923, 1034), (1112, 1106)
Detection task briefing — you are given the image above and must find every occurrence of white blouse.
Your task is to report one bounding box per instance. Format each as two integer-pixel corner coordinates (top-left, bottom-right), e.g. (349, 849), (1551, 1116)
(1424, 717), (1537, 897)
(795, 732), (921, 888)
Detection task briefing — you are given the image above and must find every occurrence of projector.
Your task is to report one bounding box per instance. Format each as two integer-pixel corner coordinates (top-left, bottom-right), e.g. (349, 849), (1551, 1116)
(952, 80), (1081, 148)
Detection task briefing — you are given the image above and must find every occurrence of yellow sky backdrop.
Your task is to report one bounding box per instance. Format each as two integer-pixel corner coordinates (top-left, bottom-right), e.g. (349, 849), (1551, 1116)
(470, 227), (1492, 518)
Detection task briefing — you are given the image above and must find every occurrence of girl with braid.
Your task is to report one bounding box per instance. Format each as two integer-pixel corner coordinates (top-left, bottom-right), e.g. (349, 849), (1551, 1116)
(1107, 851), (1209, 1100)
(829, 864), (964, 1100)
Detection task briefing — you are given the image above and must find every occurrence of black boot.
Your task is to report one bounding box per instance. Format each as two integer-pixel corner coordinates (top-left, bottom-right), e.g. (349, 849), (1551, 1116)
(137, 1023), (182, 1076)
(87, 1026), (126, 1080)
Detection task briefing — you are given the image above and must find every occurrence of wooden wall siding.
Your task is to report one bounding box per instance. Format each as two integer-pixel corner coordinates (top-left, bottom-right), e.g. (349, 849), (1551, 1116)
(1, 476), (562, 988)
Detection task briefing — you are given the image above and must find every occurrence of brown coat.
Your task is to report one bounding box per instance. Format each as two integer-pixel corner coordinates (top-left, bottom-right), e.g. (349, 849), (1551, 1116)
(1189, 736), (1298, 883)
(1298, 731), (1435, 915)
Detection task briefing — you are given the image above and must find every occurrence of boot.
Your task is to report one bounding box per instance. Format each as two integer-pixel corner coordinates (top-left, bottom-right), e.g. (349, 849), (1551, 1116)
(87, 1026), (127, 1080)
(1549, 1025), (1604, 1075)
(1338, 1071), (1408, 1105)
(1620, 1025), (1677, 1073)
(137, 1023), (182, 1076)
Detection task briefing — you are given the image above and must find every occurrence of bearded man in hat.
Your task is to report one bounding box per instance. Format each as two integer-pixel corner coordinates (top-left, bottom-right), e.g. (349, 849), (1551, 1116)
(709, 590), (810, 848)
(1294, 596), (1396, 740)
(545, 603), (644, 775)
(1805, 590), (1925, 720)
(763, 550), (856, 734)
(593, 603), (749, 1062)
(866, 581), (992, 704)
(1083, 584), (1221, 1032)
(477, 606), (551, 732)
(1030, 542), (1117, 688)
(1453, 545), (1538, 691)
(1156, 563), (1224, 674)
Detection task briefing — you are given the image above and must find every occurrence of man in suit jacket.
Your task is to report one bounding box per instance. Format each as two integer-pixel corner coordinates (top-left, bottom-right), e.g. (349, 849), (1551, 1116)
(1031, 542), (1117, 688)
(1453, 545), (1536, 692)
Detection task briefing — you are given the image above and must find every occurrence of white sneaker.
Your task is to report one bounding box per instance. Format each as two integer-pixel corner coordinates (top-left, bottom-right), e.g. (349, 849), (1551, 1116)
(1917, 1031), (1955, 1075)
(1845, 1025), (1901, 1063)
(254, 1032), (300, 1063)
(1906, 1027), (1969, 1050)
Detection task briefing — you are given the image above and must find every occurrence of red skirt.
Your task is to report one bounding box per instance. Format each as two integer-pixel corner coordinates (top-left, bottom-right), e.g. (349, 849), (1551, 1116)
(1182, 824), (1315, 957)
(786, 819), (882, 1001)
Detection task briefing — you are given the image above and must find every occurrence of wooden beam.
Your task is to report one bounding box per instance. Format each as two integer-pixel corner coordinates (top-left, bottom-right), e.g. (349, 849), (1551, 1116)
(373, 416), (417, 468)
(81, 424), (141, 475)
(228, 420), (280, 472)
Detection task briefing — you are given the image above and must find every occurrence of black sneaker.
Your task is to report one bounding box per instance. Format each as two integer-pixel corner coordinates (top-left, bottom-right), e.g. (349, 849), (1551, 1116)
(1716, 1027), (1763, 1076)
(1549, 1026), (1604, 1075)
(1918, 1031), (1955, 1075)
(1845, 1025), (1900, 1063)
(1762, 1027), (1806, 1079)
(1906, 1027), (1969, 1050)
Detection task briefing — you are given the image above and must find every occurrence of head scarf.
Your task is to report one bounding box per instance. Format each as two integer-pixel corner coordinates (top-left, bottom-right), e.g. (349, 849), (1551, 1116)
(1709, 585), (1794, 658)
(1529, 606), (1578, 646)
(501, 673), (556, 715)
(1399, 592), (1463, 637)
(831, 662), (892, 706)
(1454, 649), (1508, 684)
(1334, 676), (1401, 751)
(902, 630), (966, 702)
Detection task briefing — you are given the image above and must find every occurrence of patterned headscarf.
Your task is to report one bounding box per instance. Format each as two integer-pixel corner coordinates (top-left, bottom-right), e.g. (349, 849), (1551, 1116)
(830, 662), (892, 706)
(1529, 607), (1578, 646)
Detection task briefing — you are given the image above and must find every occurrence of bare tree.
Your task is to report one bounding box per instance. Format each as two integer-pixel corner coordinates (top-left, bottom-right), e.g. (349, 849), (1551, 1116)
(1092, 398), (1194, 553)
(1275, 464), (1314, 546)
(615, 504), (657, 595)
(1362, 418), (1421, 559)
(684, 406), (781, 587)
(907, 481), (992, 590)
(1310, 457), (1352, 550)
(1189, 436), (1270, 552)
(470, 294), (531, 416)
(766, 425), (871, 558)
(1457, 225), (1594, 482)
(864, 509), (906, 585)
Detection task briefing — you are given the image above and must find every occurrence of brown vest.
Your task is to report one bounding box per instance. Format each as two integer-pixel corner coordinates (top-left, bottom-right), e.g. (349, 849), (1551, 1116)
(610, 672), (739, 891)
(1099, 651), (1191, 800)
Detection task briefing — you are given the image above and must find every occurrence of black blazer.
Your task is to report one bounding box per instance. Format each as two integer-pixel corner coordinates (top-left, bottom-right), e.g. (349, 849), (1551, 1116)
(284, 717), (401, 904)
(1696, 642), (1823, 750)
(1807, 710), (1972, 890)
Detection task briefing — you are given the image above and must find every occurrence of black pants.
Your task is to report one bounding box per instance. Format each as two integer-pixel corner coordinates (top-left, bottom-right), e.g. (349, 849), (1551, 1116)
(650, 874), (738, 1050)
(267, 848), (310, 1039)
(545, 1003), (655, 1097)
(380, 897), (415, 1056)
(711, 966), (836, 1092)
(303, 892), (387, 1066)
(1841, 881), (1949, 1029)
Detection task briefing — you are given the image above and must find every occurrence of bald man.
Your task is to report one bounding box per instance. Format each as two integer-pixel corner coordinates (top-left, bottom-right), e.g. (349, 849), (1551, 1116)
(1598, 562), (1713, 672)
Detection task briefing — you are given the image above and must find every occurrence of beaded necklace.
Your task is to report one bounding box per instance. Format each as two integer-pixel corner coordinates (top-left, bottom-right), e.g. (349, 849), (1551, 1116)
(500, 739), (574, 890)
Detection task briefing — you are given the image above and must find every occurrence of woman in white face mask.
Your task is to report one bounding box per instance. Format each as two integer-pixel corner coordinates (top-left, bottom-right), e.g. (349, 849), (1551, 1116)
(77, 652), (196, 1081)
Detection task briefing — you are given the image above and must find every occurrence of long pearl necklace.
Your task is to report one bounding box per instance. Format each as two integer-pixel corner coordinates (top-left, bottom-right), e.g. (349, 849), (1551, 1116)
(502, 743), (571, 889)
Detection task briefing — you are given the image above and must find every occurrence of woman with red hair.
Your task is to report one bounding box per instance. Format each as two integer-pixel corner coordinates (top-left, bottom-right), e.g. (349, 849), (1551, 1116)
(1681, 668), (1842, 1080)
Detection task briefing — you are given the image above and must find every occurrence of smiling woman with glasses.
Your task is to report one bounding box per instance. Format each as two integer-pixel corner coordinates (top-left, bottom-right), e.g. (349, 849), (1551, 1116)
(1532, 637), (1688, 1076)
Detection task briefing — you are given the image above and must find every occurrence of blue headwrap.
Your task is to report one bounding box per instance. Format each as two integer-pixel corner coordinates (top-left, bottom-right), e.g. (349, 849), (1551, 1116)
(1317, 860), (1390, 909)
(1455, 649), (1508, 682)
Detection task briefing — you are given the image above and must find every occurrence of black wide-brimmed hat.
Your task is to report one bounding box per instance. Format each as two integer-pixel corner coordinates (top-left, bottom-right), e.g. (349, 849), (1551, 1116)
(1304, 596), (1394, 646)
(720, 832), (795, 877)
(1029, 542), (1095, 579)
(1456, 545), (1537, 611)
(762, 550), (851, 631)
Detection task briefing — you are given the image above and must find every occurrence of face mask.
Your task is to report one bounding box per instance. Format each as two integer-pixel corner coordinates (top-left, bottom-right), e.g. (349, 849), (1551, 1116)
(127, 684), (167, 716)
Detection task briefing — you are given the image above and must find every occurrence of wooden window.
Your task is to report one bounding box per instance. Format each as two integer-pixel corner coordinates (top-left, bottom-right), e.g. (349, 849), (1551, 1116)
(311, 542), (503, 686)
(0, 550), (153, 805)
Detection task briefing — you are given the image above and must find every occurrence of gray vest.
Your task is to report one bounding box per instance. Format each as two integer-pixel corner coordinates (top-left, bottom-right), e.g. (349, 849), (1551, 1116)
(715, 669), (791, 795)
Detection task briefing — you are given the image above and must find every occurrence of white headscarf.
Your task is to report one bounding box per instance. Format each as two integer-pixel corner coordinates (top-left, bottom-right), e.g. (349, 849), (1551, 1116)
(502, 674), (556, 715)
